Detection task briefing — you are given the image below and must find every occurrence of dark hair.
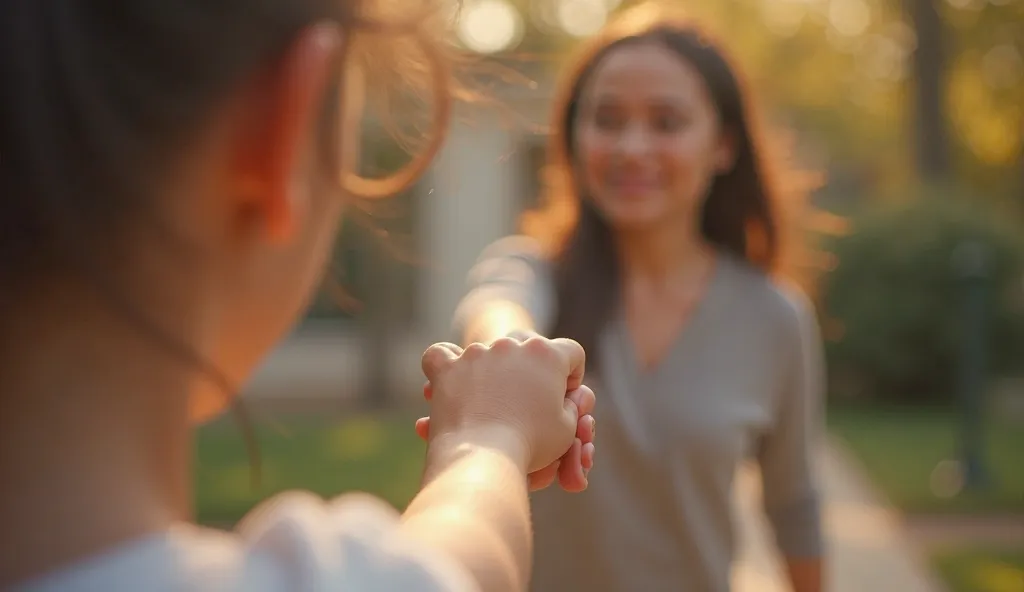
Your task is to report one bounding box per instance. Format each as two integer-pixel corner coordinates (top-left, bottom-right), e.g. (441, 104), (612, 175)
(521, 3), (820, 360)
(0, 1), (450, 290)
(0, 0), (453, 481)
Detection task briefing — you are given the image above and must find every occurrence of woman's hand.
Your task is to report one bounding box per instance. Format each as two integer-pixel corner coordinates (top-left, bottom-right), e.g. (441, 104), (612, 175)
(413, 333), (598, 491)
(413, 333), (593, 491)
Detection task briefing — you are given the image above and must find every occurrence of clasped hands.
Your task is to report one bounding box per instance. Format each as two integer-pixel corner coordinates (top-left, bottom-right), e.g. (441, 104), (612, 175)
(415, 331), (597, 492)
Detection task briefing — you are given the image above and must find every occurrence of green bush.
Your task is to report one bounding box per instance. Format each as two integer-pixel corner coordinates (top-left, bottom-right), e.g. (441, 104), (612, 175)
(820, 195), (1024, 405)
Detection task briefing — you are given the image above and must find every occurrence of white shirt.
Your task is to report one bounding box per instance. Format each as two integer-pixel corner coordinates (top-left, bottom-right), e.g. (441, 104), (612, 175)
(17, 491), (479, 592)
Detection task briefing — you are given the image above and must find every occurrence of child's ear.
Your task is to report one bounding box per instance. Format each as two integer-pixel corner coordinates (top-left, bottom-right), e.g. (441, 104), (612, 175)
(227, 24), (344, 244)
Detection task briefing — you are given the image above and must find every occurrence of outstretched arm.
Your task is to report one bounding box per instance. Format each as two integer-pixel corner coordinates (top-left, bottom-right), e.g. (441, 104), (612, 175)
(445, 236), (591, 492)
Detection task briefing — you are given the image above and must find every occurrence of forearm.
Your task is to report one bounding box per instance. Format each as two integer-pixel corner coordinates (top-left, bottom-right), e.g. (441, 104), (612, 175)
(400, 429), (532, 592)
(785, 556), (823, 592)
(764, 495), (823, 592)
(463, 301), (536, 345)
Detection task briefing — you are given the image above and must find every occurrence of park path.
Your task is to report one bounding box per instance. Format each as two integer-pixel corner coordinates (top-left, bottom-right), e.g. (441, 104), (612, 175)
(732, 438), (948, 592)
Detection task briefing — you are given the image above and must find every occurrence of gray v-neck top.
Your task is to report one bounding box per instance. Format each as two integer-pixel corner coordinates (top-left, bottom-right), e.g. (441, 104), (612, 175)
(454, 236), (825, 592)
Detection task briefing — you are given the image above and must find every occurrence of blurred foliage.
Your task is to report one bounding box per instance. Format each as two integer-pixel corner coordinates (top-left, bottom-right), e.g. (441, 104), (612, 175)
(493, 0), (1024, 202)
(931, 546), (1024, 592)
(820, 190), (1024, 404)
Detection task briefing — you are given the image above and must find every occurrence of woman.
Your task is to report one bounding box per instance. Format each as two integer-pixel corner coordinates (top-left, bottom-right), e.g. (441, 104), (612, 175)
(445, 4), (826, 591)
(0, 1), (595, 590)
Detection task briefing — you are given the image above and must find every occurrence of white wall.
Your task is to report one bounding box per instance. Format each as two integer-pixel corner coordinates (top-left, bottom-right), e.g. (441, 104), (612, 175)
(418, 107), (520, 340)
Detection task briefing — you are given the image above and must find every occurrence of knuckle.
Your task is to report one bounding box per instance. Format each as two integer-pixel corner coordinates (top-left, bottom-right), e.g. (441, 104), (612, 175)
(523, 335), (560, 364)
(490, 336), (518, 353)
(420, 345), (449, 376)
(557, 337), (585, 356)
(462, 342), (487, 360)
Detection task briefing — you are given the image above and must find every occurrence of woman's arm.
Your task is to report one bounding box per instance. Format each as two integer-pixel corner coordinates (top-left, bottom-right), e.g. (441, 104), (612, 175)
(453, 236), (557, 346)
(463, 301), (536, 345)
(758, 288), (826, 592)
(445, 237), (592, 494)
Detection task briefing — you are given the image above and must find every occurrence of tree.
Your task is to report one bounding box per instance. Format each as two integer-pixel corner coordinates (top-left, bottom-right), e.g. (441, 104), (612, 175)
(906, 0), (952, 181)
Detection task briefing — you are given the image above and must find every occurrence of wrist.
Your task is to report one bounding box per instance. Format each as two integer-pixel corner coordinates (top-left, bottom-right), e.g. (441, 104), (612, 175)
(424, 424), (531, 481)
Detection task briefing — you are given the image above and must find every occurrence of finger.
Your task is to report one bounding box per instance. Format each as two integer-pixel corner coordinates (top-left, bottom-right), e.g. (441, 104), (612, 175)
(576, 414), (595, 444)
(561, 395), (580, 433)
(421, 343), (462, 379)
(422, 381), (432, 401)
(414, 417), (430, 440)
(549, 338), (586, 391)
(567, 386), (595, 417)
(582, 442), (595, 470)
(557, 438), (587, 493)
(527, 461), (560, 491)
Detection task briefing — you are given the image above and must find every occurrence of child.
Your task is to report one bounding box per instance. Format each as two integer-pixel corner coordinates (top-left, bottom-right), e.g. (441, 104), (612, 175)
(0, 1), (596, 590)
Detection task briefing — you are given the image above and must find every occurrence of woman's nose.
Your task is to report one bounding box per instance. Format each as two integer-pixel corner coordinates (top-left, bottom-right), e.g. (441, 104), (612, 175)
(615, 124), (653, 159)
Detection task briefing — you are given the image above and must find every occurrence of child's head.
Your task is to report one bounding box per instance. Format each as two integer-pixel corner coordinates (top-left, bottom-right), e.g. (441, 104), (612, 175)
(0, 0), (451, 420)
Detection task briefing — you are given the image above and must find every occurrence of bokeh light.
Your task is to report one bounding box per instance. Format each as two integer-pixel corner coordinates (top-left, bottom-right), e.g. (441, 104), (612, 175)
(456, 0), (525, 54)
(556, 0), (609, 38)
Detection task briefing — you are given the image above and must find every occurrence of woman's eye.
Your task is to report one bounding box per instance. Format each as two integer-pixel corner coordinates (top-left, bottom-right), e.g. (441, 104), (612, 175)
(653, 114), (683, 132)
(594, 111), (623, 130)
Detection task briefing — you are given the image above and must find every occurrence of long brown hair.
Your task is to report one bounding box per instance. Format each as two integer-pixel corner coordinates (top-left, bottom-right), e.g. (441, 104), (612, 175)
(521, 3), (823, 360)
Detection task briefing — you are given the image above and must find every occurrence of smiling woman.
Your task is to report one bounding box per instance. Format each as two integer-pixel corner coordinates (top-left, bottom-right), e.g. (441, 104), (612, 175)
(456, 3), (826, 591)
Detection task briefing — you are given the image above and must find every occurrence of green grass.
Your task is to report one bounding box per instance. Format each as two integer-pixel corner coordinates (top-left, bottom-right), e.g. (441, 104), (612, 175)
(194, 413), (425, 526)
(931, 547), (1024, 592)
(828, 407), (1024, 514)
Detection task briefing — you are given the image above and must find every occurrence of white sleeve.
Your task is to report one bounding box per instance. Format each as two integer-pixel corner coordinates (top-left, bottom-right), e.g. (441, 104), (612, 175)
(238, 491), (479, 592)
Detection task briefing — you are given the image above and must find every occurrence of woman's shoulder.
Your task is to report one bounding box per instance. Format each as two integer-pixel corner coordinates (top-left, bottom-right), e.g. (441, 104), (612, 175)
(718, 253), (816, 331)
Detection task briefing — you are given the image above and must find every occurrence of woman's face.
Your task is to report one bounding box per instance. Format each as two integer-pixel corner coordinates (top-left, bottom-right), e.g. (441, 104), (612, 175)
(573, 40), (735, 232)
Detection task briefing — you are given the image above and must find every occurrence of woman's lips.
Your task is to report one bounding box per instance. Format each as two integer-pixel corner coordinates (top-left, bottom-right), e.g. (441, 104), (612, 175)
(608, 177), (660, 198)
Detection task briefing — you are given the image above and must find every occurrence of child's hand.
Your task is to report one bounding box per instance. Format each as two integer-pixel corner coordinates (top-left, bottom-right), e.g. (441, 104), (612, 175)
(415, 333), (593, 481)
(415, 338), (596, 492)
(415, 386), (595, 492)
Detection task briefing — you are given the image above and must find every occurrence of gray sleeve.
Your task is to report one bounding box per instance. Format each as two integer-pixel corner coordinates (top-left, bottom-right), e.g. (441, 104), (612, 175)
(451, 235), (558, 340)
(757, 286), (826, 559)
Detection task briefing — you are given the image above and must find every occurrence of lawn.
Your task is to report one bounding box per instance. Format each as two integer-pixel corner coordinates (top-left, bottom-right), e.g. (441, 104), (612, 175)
(194, 413), (425, 526)
(931, 546), (1024, 592)
(828, 406), (1024, 514)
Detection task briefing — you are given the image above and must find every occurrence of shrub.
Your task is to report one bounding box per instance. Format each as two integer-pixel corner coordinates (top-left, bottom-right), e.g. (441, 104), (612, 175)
(820, 195), (1024, 405)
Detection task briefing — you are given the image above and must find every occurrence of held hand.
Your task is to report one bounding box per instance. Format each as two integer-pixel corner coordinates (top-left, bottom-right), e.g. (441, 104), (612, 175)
(415, 385), (596, 492)
(416, 331), (596, 492)
(419, 336), (592, 478)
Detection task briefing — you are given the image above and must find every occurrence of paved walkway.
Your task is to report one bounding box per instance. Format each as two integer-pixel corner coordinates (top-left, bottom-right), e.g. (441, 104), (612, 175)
(732, 439), (947, 592)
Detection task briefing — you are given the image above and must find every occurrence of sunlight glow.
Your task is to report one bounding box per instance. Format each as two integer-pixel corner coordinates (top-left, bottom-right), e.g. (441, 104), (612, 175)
(828, 0), (871, 37)
(556, 0), (609, 38)
(457, 0), (524, 55)
(762, 0), (808, 38)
